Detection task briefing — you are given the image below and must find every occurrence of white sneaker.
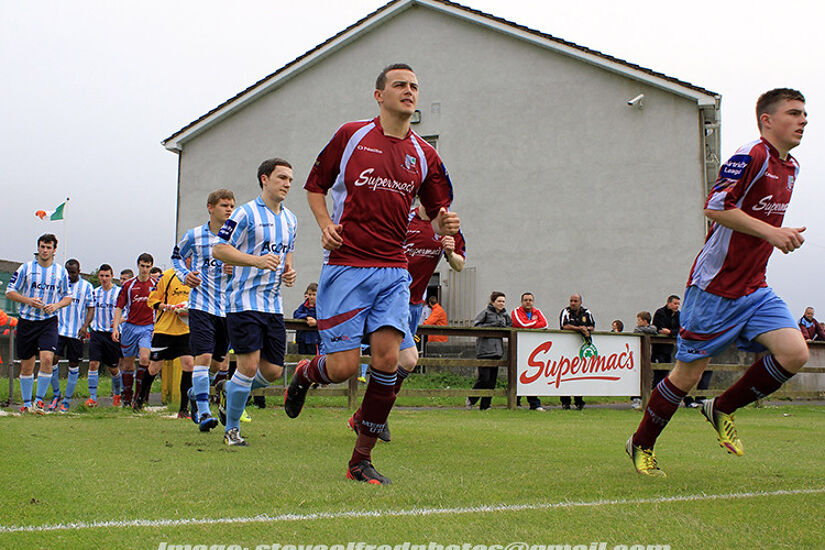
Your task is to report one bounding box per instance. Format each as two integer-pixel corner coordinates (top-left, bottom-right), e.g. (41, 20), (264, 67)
(533, 406), (546, 412)
(631, 398), (643, 410)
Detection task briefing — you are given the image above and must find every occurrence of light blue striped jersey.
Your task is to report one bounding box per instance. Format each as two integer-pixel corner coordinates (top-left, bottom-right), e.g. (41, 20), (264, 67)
(90, 285), (120, 332)
(5, 260), (70, 321)
(58, 278), (94, 338)
(172, 223), (229, 317)
(217, 196), (297, 314)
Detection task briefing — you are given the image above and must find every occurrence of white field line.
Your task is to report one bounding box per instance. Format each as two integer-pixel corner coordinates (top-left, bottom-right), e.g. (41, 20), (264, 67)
(2, 487), (824, 534)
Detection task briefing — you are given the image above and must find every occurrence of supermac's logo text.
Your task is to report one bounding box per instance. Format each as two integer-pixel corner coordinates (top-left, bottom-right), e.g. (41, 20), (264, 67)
(521, 341), (635, 388)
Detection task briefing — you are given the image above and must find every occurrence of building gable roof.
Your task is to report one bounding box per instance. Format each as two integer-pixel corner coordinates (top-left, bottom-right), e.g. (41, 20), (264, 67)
(162, 0), (719, 151)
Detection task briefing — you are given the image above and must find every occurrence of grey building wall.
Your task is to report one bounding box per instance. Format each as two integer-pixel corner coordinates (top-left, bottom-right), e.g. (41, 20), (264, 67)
(174, 6), (707, 324)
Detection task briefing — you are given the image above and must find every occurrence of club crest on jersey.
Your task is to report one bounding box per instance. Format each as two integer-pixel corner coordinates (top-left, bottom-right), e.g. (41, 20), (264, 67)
(404, 154), (417, 170)
(217, 219), (237, 241)
(719, 154), (751, 180)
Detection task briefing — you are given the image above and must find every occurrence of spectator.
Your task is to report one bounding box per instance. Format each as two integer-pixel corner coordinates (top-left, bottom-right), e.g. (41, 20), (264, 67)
(293, 283), (321, 355)
(423, 295), (448, 342)
(467, 291), (510, 411)
(799, 307), (825, 341)
(0, 308), (19, 365)
(633, 311), (658, 335)
(511, 292), (547, 411)
(651, 295), (681, 387)
(559, 293), (595, 410)
(611, 319), (624, 332)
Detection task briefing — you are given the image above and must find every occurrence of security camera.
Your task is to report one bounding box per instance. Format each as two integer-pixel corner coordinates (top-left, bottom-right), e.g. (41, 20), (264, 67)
(627, 94), (645, 109)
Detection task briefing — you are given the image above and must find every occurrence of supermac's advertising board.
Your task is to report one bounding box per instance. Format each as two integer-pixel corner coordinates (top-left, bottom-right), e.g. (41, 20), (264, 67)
(516, 331), (641, 396)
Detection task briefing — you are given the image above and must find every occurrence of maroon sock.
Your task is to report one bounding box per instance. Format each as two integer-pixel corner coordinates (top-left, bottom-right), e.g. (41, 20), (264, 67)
(393, 366), (410, 395)
(122, 371), (135, 403)
(134, 365), (146, 402)
(633, 377), (686, 449)
(349, 369), (397, 467)
(715, 355), (793, 414)
(300, 355), (332, 385)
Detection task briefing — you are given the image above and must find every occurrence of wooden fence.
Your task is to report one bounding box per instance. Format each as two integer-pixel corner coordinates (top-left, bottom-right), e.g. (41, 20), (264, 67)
(3, 320), (824, 408)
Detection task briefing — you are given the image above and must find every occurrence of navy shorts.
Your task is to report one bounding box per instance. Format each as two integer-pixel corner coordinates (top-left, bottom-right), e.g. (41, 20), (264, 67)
(56, 336), (83, 363)
(16, 317), (58, 360)
(226, 311), (285, 366)
(149, 333), (192, 362)
(89, 330), (122, 367)
(188, 309), (230, 361)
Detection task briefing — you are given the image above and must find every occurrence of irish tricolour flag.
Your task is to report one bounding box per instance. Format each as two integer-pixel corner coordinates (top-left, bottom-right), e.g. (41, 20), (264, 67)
(35, 199), (68, 221)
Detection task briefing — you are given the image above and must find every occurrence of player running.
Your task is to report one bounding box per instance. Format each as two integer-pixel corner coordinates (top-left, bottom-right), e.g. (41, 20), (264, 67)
(213, 158), (297, 446)
(113, 253), (156, 407)
(4, 234), (71, 413)
(627, 88), (810, 476)
(285, 64), (459, 484)
(51, 259), (94, 412)
(172, 189), (236, 431)
(86, 264), (123, 407)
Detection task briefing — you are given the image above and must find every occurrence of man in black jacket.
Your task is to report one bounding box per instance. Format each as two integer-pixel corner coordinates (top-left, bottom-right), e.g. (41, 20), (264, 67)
(559, 293), (595, 410)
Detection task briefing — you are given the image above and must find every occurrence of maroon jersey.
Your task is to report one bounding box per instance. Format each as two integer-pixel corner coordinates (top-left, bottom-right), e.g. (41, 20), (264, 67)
(305, 117), (453, 267)
(116, 277), (156, 326)
(687, 138), (800, 298)
(405, 210), (466, 305)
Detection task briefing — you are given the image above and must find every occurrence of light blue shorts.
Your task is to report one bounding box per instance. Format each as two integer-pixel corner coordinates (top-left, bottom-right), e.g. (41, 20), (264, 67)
(676, 285), (797, 363)
(120, 322), (154, 358)
(317, 265), (411, 354)
(401, 302), (425, 351)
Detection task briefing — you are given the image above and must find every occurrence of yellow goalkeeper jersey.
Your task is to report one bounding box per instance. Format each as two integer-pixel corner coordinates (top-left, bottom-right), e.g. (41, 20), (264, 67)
(147, 268), (190, 336)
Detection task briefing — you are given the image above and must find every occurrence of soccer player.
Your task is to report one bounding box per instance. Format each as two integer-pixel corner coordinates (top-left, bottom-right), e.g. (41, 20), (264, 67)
(213, 158), (297, 446)
(113, 253), (156, 407)
(627, 88), (810, 477)
(349, 204), (465, 441)
(51, 259), (94, 412)
(132, 267), (194, 417)
(285, 63), (459, 484)
(4, 234), (71, 413)
(86, 264), (123, 407)
(171, 188), (236, 431)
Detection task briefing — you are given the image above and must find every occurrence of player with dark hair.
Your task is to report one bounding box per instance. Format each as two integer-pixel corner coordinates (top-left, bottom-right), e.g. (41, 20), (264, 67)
(213, 159), (297, 446)
(4, 234), (71, 413)
(285, 63), (459, 484)
(172, 188), (236, 431)
(627, 88), (809, 476)
(50, 259), (94, 412)
(86, 264), (123, 407)
(113, 253), (156, 407)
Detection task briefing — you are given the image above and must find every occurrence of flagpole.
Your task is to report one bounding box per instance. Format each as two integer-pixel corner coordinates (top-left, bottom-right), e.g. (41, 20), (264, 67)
(62, 197), (70, 265)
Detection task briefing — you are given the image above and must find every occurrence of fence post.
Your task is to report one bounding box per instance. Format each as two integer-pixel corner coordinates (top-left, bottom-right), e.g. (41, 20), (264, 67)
(507, 329), (517, 410)
(640, 335), (652, 409)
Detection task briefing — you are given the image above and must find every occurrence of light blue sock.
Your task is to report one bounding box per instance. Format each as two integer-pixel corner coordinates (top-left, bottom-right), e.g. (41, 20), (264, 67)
(225, 372), (253, 432)
(50, 368), (61, 398)
(250, 369), (271, 391)
(20, 375), (34, 407)
(36, 371), (52, 401)
(88, 371), (99, 401)
(111, 372), (122, 396)
(192, 366), (211, 419)
(63, 367), (80, 406)
(360, 363), (368, 378)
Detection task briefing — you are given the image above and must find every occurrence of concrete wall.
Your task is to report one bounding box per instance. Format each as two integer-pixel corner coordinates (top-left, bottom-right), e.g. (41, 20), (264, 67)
(175, 6), (707, 324)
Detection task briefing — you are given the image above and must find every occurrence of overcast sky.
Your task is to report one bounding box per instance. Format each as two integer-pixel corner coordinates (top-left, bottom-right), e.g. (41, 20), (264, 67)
(1, 0), (823, 316)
